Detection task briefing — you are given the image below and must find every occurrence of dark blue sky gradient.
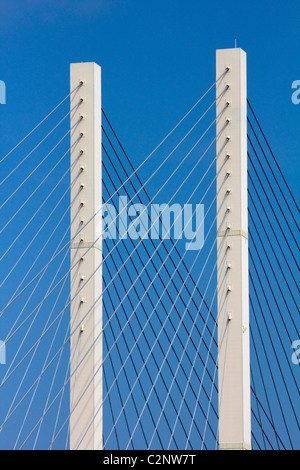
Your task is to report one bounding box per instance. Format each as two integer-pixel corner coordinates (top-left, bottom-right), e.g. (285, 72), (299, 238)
(0, 0), (299, 197)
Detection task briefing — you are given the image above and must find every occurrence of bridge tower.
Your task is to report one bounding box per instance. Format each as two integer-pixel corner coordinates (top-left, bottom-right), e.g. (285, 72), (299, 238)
(69, 62), (103, 450)
(216, 48), (251, 450)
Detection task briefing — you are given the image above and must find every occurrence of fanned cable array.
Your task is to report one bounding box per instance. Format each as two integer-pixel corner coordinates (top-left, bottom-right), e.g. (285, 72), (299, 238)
(0, 85), (83, 450)
(0, 69), (298, 451)
(247, 100), (300, 450)
(100, 95), (224, 450)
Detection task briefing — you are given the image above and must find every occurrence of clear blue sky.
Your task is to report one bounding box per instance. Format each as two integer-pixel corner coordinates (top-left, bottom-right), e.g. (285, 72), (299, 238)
(0, 0), (299, 197)
(0, 0), (299, 450)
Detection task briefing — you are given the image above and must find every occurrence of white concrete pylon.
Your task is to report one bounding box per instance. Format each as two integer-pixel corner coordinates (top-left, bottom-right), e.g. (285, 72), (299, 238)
(69, 62), (103, 450)
(216, 48), (251, 450)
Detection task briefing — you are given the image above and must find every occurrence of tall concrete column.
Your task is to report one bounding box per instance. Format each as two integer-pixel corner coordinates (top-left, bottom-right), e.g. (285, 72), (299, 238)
(70, 62), (102, 450)
(216, 48), (251, 450)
